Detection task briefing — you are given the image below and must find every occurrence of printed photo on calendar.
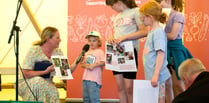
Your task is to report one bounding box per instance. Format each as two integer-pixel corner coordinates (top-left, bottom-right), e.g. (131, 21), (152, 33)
(51, 55), (73, 80)
(105, 41), (137, 72)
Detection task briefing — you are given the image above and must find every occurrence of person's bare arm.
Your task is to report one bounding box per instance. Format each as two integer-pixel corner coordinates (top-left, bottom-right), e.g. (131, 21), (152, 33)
(87, 61), (105, 70)
(167, 22), (182, 40)
(70, 56), (82, 73)
(115, 24), (148, 44)
(151, 50), (165, 87)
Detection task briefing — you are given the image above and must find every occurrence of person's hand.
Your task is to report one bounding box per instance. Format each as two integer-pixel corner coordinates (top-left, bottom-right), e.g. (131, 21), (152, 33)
(107, 34), (116, 44)
(79, 56), (84, 63)
(151, 75), (158, 87)
(45, 65), (55, 74)
(84, 64), (94, 70)
(114, 36), (125, 44)
(87, 64), (95, 70)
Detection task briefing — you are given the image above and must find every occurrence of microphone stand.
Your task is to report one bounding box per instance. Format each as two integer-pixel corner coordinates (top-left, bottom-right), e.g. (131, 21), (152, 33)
(8, 0), (23, 101)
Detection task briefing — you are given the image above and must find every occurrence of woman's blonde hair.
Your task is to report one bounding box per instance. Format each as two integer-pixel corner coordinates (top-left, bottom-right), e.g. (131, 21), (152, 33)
(139, 0), (167, 24)
(33, 26), (58, 46)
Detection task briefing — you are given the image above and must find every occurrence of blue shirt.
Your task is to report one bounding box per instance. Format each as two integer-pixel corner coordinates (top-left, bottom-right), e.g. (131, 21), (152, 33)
(143, 27), (170, 83)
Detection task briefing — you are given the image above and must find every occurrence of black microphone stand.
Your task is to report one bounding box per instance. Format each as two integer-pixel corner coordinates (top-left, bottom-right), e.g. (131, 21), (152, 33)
(8, 0), (23, 101)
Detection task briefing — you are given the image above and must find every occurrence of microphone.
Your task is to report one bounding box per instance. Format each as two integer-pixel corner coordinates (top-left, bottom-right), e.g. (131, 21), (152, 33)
(75, 44), (90, 64)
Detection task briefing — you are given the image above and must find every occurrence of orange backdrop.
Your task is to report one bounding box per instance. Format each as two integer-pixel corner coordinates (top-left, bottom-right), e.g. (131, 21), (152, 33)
(67, 0), (209, 99)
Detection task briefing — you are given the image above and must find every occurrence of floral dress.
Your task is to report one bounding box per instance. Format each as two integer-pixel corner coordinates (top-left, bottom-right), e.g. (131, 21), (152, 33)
(18, 46), (63, 103)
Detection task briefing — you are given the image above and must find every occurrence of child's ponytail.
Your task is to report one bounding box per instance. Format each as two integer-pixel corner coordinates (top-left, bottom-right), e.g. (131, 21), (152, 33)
(159, 12), (167, 24)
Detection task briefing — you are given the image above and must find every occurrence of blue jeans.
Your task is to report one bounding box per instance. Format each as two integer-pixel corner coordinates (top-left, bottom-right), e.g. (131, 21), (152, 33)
(82, 80), (101, 103)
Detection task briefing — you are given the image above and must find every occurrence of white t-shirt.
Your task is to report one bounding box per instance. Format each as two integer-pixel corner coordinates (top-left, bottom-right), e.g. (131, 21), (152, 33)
(113, 7), (142, 52)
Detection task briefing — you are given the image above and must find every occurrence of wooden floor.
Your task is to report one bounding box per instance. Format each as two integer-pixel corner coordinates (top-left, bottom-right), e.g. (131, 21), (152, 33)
(0, 74), (119, 103)
(0, 74), (66, 103)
